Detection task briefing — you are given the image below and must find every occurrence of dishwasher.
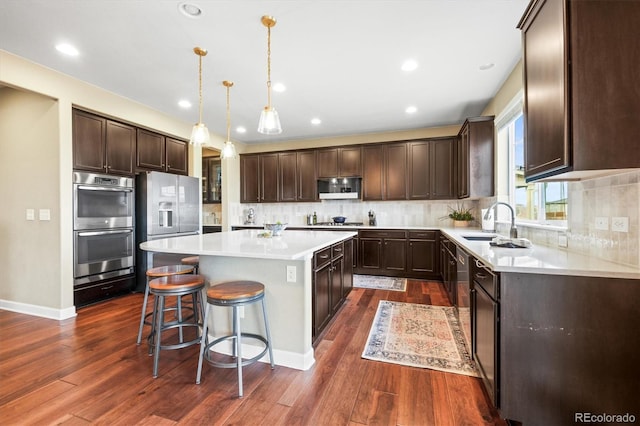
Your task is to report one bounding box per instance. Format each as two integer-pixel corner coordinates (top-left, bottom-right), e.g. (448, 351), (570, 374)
(455, 246), (472, 354)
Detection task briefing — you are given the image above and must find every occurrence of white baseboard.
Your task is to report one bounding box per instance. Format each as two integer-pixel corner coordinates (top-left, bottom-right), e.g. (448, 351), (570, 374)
(0, 299), (77, 320)
(204, 335), (316, 371)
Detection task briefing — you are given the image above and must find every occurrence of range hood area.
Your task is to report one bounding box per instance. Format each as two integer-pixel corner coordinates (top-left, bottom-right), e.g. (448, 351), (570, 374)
(317, 177), (361, 200)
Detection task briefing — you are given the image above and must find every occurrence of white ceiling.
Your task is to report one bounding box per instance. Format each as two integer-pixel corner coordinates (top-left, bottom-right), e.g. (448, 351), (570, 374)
(0, 0), (529, 145)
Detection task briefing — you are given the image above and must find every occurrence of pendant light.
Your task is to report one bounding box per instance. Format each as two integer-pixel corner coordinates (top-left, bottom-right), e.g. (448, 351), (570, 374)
(189, 46), (210, 145)
(257, 15), (282, 135)
(220, 80), (237, 159)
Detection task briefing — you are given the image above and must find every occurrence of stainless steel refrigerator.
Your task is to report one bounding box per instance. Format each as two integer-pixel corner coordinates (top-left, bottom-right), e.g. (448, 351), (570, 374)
(135, 171), (200, 291)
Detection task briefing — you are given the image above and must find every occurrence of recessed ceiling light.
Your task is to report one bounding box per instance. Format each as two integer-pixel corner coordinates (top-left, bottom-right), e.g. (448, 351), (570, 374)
(272, 83), (286, 92)
(405, 106), (418, 114)
(401, 59), (418, 72)
(55, 43), (79, 56)
(178, 100), (192, 108)
(311, 118), (322, 125)
(479, 63), (495, 71)
(178, 2), (203, 18)
(236, 126), (247, 134)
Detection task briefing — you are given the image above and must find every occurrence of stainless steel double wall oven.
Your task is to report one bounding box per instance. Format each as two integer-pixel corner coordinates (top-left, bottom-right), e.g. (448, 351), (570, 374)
(73, 171), (135, 305)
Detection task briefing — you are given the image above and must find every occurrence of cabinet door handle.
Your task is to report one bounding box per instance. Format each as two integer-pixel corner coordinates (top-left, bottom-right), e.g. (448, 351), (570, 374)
(334, 248), (342, 252)
(101, 285), (114, 290)
(475, 273), (488, 279)
(319, 254), (330, 259)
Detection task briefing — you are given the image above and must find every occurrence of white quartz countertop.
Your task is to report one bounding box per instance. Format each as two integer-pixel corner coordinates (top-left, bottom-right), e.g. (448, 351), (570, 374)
(442, 228), (640, 279)
(140, 229), (357, 261)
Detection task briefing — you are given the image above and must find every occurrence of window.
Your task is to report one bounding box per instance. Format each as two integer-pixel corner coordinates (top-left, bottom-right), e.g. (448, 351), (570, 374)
(498, 107), (568, 227)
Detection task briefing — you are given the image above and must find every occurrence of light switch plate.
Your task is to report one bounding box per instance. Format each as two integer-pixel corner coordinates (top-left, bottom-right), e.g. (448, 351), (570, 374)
(39, 209), (51, 221)
(558, 233), (568, 248)
(26, 209), (35, 221)
(611, 217), (629, 232)
(286, 265), (296, 282)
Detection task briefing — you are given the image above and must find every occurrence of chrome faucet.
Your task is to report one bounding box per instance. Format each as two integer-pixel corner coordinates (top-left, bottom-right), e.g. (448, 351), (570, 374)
(485, 202), (517, 239)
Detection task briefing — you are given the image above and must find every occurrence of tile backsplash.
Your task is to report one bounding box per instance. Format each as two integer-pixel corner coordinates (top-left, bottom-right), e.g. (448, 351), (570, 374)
(229, 170), (639, 268)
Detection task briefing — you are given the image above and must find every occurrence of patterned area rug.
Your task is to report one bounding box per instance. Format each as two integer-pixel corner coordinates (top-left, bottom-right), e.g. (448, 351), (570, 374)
(362, 301), (478, 377)
(353, 275), (407, 292)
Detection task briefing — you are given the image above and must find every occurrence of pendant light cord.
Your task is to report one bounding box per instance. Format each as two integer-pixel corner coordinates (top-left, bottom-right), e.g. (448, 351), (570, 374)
(266, 25), (272, 109)
(198, 53), (204, 124)
(226, 83), (231, 141)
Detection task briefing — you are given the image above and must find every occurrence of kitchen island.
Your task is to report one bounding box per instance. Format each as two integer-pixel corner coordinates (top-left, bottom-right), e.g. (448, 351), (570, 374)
(140, 229), (357, 371)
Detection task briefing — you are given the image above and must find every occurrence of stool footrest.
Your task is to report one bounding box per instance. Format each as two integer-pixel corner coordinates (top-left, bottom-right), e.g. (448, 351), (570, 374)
(203, 333), (269, 369)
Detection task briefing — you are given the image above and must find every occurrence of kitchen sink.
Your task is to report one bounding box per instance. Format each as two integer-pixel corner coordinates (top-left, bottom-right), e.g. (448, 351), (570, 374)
(463, 235), (495, 241)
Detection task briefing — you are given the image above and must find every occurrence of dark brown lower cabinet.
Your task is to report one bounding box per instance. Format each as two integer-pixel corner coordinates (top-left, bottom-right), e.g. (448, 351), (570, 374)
(312, 238), (353, 343)
(356, 229), (439, 279)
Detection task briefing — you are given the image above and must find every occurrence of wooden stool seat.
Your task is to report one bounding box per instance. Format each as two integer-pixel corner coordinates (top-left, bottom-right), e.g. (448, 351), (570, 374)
(181, 256), (200, 266)
(147, 264), (194, 278)
(207, 281), (265, 303)
(149, 274), (205, 293)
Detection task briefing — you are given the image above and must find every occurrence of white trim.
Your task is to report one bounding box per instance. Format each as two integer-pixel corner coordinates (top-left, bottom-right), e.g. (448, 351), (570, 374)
(206, 336), (315, 371)
(495, 89), (524, 129)
(0, 299), (77, 320)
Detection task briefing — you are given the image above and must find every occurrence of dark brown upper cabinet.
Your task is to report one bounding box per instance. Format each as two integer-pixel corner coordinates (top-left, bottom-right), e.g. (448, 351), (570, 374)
(518, 0), (640, 181)
(408, 138), (455, 200)
(317, 146), (362, 178)
(73, 109), (134, 176)
(384, 143), (408, 200)
(362, 145), (385, 201)
(457, 116), (494, 199)
(240, 154), (260, 203)
(136, 129), (188, 175)
(297, 150), (318, 202)
(279, 151), (298, 202)
(260, 153), (279, 203)
(362, 143), (407, 201)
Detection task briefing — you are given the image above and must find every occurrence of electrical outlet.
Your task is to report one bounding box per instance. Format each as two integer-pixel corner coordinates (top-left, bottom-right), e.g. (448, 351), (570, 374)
(611, 217), (629, 232)
(26, 209), (35, 221)
(595, 216), (608, 230)
(286, 265), (296, 282)
(558, 233), (568, 248)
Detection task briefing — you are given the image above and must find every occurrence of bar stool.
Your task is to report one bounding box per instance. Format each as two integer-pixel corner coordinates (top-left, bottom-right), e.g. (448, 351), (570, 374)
(181, 256), (200, 274)
(136, 264), (195, 345)
(149, 274), (205, 378)
(196, 280), (274, 398)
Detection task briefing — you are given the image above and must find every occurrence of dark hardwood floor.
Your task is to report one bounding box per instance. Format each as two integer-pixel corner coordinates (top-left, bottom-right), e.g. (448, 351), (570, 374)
(0, 280), (505, 425)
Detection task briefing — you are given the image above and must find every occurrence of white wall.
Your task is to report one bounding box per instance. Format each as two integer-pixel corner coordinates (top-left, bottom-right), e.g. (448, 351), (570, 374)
(0, 50), (207, 316)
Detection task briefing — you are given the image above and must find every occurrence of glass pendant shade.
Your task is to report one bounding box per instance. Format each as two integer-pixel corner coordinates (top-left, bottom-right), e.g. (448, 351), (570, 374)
(220, 140), (237, 159)
(190, 122), (210, 145)
(257, 107), (282, 135)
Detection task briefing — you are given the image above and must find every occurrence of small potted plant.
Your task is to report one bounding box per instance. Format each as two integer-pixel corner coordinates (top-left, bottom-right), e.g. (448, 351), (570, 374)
(447, 204), (475, 227)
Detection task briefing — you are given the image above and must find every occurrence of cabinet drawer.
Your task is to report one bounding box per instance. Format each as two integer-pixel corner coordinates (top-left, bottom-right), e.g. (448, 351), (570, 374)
(472, 259), (498, 300)
(359, 229), (406, 239)
(408, 230), (437, 240)
(314, 247), (332, 269)
(331, 241), (344, 258)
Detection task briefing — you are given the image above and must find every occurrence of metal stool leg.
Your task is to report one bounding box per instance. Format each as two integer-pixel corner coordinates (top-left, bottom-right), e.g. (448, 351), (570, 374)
(234, 305), (243, 397)
(195, 302), (211, 384)
(136, 278), (151, 345)
(261, 298), (275, 369)
(152, 295), (165, 378)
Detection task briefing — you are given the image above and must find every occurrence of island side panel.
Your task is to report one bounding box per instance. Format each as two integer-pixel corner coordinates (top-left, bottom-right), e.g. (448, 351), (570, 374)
(198, 255), (314, 371)
(499, 273), (640, 424)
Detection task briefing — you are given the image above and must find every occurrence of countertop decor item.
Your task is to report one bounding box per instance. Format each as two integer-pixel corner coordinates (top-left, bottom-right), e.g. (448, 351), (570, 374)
(263, 222), (287, 236)
(447, 203), (474, 227)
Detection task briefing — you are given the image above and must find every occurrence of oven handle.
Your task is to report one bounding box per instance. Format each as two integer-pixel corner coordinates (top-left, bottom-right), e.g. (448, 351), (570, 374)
(77, 185), (133, 192)
(78, 230), (133, 237)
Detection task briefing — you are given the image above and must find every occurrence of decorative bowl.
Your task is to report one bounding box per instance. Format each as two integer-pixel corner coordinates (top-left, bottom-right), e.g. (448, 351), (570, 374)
(263, 223), (287, 236)
(332, 216), (347, 224)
